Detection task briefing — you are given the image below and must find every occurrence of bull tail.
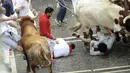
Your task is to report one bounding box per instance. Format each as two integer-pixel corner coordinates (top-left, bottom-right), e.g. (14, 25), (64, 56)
(27, 43), (51, 67)
(40, 44), (51, 67)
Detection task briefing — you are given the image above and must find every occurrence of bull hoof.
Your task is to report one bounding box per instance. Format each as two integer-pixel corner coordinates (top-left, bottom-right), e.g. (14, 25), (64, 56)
(37, 65), (40, 70)
(26, 71), (29, 73)
(115, 32), (121, 42)
(122, 38), (129, 44)
(23, 56), (27, 60)
(128, 36), (130, 42)
(27, 68), (31, 72)
(116, 36), (121, 42)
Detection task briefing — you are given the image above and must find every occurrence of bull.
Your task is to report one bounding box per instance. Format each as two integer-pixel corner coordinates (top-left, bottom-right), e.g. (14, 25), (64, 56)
(70, 0), (130, 43)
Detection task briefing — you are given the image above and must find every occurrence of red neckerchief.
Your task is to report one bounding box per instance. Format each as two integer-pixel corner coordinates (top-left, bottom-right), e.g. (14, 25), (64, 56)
(104, 49), (108, 55)
(69, 45), (72, 54)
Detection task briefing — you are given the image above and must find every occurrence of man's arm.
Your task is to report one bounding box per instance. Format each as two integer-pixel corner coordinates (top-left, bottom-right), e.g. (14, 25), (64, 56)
(0, 17), (16, 22)
(89, 41), (103, 55)
(7, 21), (19, 28)
(12, 0), (25, 13)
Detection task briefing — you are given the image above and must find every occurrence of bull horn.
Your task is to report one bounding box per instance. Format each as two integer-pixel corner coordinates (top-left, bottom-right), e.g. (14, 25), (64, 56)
(123, 15), (130, 24)
(69, 22), (81, 32)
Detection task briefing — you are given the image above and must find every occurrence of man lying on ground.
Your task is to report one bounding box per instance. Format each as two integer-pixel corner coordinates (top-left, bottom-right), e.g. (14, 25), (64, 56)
(73, 26), (116, 55)
(53, 38), (75, 58)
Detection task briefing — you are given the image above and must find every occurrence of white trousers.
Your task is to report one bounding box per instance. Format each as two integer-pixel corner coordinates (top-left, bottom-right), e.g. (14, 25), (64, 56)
(0, 31), (20, 67)
(42, 37), (55, 53)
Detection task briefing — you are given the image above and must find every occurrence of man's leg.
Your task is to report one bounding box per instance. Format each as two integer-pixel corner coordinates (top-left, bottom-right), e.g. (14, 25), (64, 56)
(56, 0), (67, 24)
(56, 6), (62, 23)
(59, 0), (67, 22)
(2, 36), (23, 53)
(2, 45), (11, 68)
(60, 7), (67, 22)
(42, 37), (55, 62)
(46, 38), (56, 62)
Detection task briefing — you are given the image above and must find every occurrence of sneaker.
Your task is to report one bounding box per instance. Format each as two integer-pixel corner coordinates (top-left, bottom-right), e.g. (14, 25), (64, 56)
(37, 65), (40, 70)
(61, 21), (67, 24)
(55, 19), (62, 26)
(72, 33), (80, 38)
(23, 56), (27, 60)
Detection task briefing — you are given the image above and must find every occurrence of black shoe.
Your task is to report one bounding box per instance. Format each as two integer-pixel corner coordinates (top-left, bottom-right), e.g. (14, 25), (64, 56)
(115, 32), (121, 42)
(37, 65), (40, 70)
(122, 37), (129, 43)
(23, 56), (27, 60)
(61, 21), (67, 24)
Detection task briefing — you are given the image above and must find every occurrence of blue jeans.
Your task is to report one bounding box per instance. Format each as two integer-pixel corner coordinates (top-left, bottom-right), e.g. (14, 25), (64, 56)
(56, 0), (67, 22)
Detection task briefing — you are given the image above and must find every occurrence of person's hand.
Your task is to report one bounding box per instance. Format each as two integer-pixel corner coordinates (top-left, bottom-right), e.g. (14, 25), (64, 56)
(11, 16), (17, 21)
(16, 6), (25, 11)
(20, 6), (25, 10)
(55, 40), (59, 44)
(91, 42), (94, 47)
(16, 26), (20, 29)
(104, 33), (111, 36)
(33, 11), (40, 19)
(104, 26), (109, 29)
(53, 37), (57, 40)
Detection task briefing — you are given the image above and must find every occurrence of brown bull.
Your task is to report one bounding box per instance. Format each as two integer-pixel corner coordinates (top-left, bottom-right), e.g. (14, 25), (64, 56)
(19, 16), (52, 73)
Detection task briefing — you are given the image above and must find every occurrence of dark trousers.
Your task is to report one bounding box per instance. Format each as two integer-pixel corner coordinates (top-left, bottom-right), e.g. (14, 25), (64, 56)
(56, 0), (67, 22)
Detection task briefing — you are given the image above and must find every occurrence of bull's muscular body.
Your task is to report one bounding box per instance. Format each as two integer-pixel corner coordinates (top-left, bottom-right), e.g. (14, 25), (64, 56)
(74, 0), (124, 34)
(20, 17), (52, 73)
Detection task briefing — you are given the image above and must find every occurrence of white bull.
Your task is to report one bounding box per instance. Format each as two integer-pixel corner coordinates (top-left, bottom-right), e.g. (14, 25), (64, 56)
(71, 0), (125, 34)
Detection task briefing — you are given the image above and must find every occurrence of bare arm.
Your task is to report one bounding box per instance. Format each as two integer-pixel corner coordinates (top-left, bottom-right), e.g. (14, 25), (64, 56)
(0, 17), (15, 22)
(15, 6), (25, 13)
(79, 37), (91, 43)
(89, 41), (104, 55)
(7, 22), (19, 28)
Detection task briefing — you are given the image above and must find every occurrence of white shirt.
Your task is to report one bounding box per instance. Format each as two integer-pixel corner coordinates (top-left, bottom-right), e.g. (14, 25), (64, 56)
(90, 32), (116, 55)
(12, 0), (36, 26)
(54, 38), (70, 58)
(12, 0), (31, 16)
(0, 14), (10, 35)
(0, 14), (18, 35)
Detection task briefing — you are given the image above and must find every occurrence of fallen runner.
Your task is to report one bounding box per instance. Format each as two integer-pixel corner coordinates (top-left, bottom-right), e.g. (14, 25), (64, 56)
(53, 38), (75, 58)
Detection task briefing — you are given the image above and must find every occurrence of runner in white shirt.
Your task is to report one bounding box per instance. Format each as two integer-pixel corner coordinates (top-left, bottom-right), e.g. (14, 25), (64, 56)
(53, 38), (75, 58)
(12, 0), (38, 26)
(89, 30), (116, 55)
(72, 26), (116, 55)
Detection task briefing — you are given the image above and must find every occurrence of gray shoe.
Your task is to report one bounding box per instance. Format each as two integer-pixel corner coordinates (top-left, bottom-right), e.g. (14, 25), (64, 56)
(55, 19), (62, 26)
(61, 21), (67, 24)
